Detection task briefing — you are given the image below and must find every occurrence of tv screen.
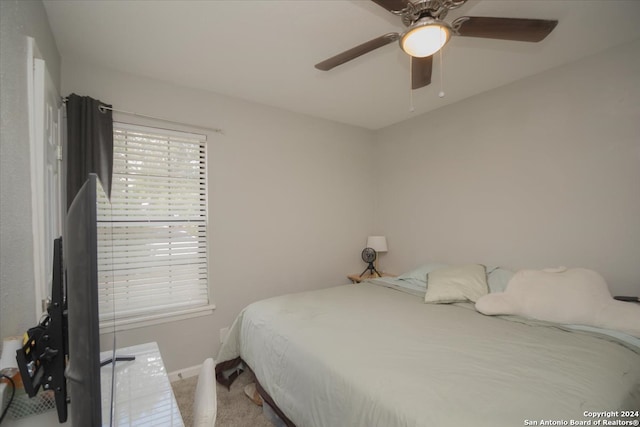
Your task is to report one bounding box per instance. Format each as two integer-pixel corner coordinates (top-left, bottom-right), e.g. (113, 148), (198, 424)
(65, 173), (102, 426)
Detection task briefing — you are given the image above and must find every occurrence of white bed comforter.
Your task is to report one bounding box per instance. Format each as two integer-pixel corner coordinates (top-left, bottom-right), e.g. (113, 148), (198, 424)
(217, 283), (640, 427)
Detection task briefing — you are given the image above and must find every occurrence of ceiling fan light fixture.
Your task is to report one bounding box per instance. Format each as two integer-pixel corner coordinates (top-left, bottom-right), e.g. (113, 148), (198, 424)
(400, 18), (451, 57)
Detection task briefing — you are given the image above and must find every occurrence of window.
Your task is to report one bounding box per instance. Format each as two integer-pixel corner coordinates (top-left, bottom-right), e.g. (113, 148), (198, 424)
(97, 122), (210, 327)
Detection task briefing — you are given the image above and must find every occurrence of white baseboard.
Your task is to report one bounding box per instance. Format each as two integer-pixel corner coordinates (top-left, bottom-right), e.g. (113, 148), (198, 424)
(168, 363), (202, 382)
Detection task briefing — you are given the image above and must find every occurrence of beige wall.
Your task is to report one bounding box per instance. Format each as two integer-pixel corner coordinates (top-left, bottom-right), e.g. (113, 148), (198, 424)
(0, 0), (61, 341)
(61, 59), (376, 372)
(374, 38), (640, 296)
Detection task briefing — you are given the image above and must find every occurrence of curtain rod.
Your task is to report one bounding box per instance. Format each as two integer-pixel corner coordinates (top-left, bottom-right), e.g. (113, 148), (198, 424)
(62, 97), (224, 135)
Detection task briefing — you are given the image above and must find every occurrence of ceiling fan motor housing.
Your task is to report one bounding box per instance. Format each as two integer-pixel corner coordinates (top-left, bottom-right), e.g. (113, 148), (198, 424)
(400, 0), (468, 27)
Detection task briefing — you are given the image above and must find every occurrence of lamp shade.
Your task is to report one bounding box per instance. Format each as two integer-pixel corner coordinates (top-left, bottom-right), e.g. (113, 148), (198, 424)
(400, 18), (451, 58)
(366, 236), (388, 253)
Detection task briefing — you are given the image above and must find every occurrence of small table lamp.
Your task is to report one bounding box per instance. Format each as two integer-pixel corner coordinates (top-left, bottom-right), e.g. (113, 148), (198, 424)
(366, 236), (387, 276)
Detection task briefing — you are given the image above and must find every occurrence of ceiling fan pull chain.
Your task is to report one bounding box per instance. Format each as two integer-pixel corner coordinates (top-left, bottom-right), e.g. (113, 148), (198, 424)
(409, 55), (415, 112)
(438, 36), (445, 98)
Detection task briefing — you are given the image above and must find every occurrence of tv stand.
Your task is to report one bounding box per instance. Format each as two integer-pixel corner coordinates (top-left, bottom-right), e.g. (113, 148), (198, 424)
(100, 342), (183, 426)
(4, 342), (183, 426)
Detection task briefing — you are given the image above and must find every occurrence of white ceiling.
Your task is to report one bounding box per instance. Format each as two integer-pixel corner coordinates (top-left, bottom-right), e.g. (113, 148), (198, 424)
(43, 0), (640, 130)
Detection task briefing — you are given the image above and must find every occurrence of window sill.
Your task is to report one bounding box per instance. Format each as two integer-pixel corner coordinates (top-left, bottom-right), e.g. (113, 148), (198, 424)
(99, 304), (216, 334)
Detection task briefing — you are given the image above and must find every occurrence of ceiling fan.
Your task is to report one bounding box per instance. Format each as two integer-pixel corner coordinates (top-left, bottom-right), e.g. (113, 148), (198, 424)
(315, 0), (558, 90)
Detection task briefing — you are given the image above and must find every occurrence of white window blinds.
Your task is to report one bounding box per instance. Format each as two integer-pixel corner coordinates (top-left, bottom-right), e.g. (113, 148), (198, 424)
(97, 122), (208, 323)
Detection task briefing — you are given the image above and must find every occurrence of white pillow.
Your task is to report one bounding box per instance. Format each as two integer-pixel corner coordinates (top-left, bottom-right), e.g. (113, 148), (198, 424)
(193, 358), (217, 427)
(396, 262), (449, 290)
(425, 264), (489, 304)
(475, 267), (640, 338)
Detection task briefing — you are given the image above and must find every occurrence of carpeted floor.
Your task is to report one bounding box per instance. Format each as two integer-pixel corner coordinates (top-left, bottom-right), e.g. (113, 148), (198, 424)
(171, 371), (273, 427)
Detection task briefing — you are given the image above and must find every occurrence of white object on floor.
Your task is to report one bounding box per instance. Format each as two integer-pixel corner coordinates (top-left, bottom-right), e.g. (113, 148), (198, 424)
(193, 358), (217, 427)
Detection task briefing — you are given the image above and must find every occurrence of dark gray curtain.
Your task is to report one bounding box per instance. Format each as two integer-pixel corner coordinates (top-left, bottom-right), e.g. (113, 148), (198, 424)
(65, 93), (113, 209)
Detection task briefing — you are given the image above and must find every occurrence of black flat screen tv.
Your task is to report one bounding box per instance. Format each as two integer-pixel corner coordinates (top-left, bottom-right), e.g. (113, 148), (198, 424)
(16, 173), (103, 426)
(64, 173), (102, 426)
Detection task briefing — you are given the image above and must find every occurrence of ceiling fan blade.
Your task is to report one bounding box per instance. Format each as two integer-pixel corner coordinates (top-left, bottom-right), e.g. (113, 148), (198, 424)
(315, 33), (400, 71)
(411, 55), (432, 90)
(455, 17), (558, 42)
(370, 0), (411, 13)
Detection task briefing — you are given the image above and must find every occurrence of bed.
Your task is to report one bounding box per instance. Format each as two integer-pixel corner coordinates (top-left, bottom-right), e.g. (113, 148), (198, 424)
(215, 265), (640, 427)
